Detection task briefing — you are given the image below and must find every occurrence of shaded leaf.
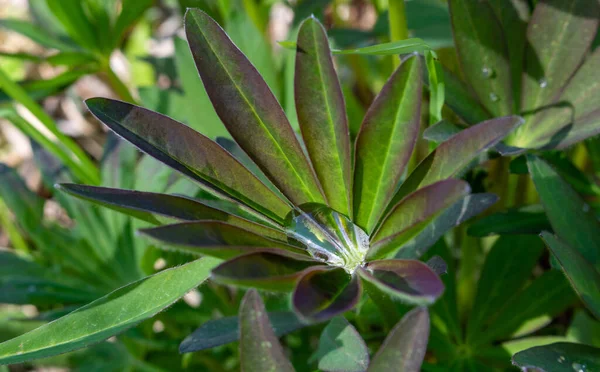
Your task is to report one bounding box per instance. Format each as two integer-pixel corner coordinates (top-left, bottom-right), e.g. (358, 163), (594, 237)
(528, 155), (600, 268)
(86, 97), (291, 223)
(368, 307), (429, 372)
(293, 267), (361, 322)
(567, 310), (600, 348)
(312, 317), (369, 372)
(239, 290), (295, 372)
(295, 17), (351, 216)
(467, 204), (551, 236)
(358, 260), (444, 305)
(370, 180), (470, 259)
(0, 257), (220, 364)
(441, 67), (491, 125)
(449, 0), (513, 117)
(212, 251), (320, 291)
(541, 232), (600, 319)
(180, 311), (306, 353)
(185, 9), (324, 206)
(422, 120), (463, 143)
(512, 342), (600, 372)
(353, 56), (422, 233)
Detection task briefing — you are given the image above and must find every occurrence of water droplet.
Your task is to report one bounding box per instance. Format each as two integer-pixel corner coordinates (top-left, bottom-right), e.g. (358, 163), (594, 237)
(261, 341), (272, 349)
(572, 362), (586, 372)
(558, 356), (566, 363)
(539, 78), (548, 88)
(489, 93), (499, 102)
(583, 203), (590, 212)
(481, 67), (493, 78)
(285, 204), (369, 273)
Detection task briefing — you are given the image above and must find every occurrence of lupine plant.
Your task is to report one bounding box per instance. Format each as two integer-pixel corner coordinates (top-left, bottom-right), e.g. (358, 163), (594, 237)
(0, 8), (524, 366)
(444, 0), (600, 151)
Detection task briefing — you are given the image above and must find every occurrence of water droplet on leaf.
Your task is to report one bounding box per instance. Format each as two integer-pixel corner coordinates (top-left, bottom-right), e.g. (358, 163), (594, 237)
(558, 355), (566, 363)
(261, 341), (272, 349)
(539, 78), (548, 88)
(572, 362), (586, 372)
(583, 203), (590, 212)
(489, 93), (499, 102)
(481, 67), (493, 78)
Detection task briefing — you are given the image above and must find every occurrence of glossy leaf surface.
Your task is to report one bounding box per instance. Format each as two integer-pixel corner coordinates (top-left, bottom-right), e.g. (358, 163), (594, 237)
(541, 232), (600, 319)
(312, 317), (369, 372)
(512, 342), (600, 372)
(240, 290), (295, 372)
(368, 307), (430, 372)
(295, 17), (351, 216)
(353, 56), (422, 233)
(185, 9), (324, 206)
(86, 98), (291, 223)
(371, 180), (470, 259)
(358, 260), (444, 305)
(0, 257), (220, 364)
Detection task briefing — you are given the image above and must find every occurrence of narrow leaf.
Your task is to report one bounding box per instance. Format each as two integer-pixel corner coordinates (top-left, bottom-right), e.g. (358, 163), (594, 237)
(354, 56), (422, 233)
(293, 267), (361, 322)
(184, 9), (324, 206)
(279, 38), (432, 56)
(467, 204), (552, 237)
(423, 120), (463, 144)
(239, 290), (295, 372)
(528, 155), (600, 268)
(358, 260), (444, 305)
(295, 17), (351, 216)
(0, 257), (220, 364)
(140, 221), (306, 259)
(512, 342), (600, 372)
(392, 115), (522, 204)
(370, 180), (470, 260)
(313, 317), (369, 372)
(449, 0), (513, 117)
(368, 307), (430, 372)
(86, 97), (291, 223)
(0, 19), (77, 51)
(541, 232), (600, 319)
(212, 251), (320, 291)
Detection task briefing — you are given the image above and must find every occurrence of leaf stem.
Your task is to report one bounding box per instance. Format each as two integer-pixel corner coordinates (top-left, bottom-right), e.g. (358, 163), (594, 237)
(388, 0), (409, 68)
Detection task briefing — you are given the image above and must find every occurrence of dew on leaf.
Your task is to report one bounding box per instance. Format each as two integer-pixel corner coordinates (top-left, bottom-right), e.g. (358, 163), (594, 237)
(539, 78), (548, 88)
(489, 93), (499, 102)
(481, 66), (493, 78)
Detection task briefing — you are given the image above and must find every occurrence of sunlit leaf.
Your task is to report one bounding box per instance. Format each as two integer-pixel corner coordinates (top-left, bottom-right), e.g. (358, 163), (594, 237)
(312, 317), (369, 372)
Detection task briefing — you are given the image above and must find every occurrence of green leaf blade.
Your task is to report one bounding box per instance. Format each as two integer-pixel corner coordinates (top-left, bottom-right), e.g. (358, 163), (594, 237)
(295, 17), (352, 216)
(512, 342), (600, 371)
(313, 317), (369, 372)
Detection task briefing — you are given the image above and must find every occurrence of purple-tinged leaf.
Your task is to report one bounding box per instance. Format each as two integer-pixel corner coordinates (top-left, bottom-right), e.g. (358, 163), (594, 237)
(140, 221), (307, 259)
(528, 156), (600, 268)
(441, 67), (491, 125)
(293, 267), (361, 322)
(312, 317), (369, 372)
(56, 184), (286, 240)
(353, 56), (422, 233)
(520, 0), (599, 120)
(184, 9), (325, 207)
(523, 49), (600, 149)
(239, 290), (295, 372)
(180, 311), (306, 353)
(369, 180), (470, 260)
(212, 251), (321, 292)
(395, 193), (498, 259)
(449, 0), (513, 117)
(368, 307), (430, 372)
(358, 260), (444, 305)
(391, 115), (522, 204)
(295, 17), (352, 216)
(512, 342), (600, 372)
(85, 98), (291, 224)
(541, 232), (600, 319)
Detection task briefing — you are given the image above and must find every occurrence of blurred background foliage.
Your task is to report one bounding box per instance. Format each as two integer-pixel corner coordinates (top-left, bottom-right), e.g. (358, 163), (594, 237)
(0, 0), (599, 371)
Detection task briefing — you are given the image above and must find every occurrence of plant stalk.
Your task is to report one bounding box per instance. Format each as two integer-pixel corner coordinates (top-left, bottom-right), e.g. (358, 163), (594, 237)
(388, 0), (409, 68)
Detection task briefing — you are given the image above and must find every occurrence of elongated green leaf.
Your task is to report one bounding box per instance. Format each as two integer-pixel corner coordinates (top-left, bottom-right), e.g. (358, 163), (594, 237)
(441, 68), (491, 125)
(353, 56), (422, 233)
(528, 156), (600, 268)
(295, 17), (351, 216)
(466, 235), (544, 342)
(369, 307), (430, 372)
(180, 311), (305, 353)
(312, 317), (369, 372)
(541, 232), (600, 319)
(521, 0), (599, 119)
(184, 9), (324, 207)
(46, 0), (98, 51)
(0, 69), (92, 104)
(568, 310), (600, 347)
(0, 19), (77, 51)
(56, 184), (286, 240)
(512, 342), (600, 372)
(422, 120), (463, 143)
(0, 257), (220, 365)
(212, 251), (319, 291)
(425, 51), (445, 125)
(279, 38), (431, 56)
(240, 290), (295, 372)
(0, 164), (44, 232)
(449, 0), (513, 117)
(113, 0), (153, 44)
(524, 48), (600, 149)
(467, 204), (551, 237)
(392, 115), (522, 204)
(86, 98), (291, 223)
(370, 180), (470, 260)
